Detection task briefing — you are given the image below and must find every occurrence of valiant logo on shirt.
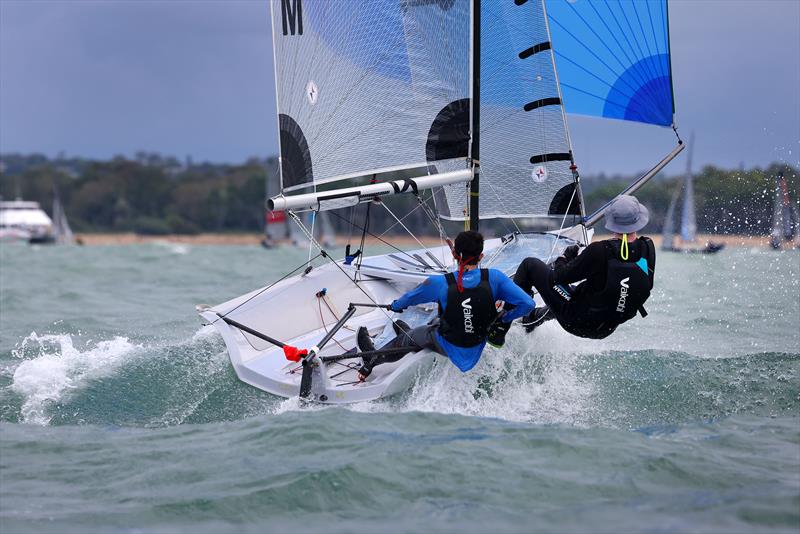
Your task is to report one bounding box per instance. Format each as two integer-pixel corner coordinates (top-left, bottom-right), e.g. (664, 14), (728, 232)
(616, 277), (630, 313)
(462, 298), (474, 333)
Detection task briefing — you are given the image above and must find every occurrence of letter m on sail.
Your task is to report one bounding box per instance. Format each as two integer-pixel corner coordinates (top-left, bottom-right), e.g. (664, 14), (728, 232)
(281, 0), (303, 36)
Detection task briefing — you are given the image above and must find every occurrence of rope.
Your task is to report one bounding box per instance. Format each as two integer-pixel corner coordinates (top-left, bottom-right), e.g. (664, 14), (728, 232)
(322, 294), (356, 332)
(290, 210), (399, 327)
(318, 298), (349, 351)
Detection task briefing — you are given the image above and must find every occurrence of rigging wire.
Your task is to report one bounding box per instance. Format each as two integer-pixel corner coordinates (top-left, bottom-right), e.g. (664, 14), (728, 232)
(479, 175), (523, 235)
(545, 184), (577, 264)
(355, 201), (371, 273)
(327, 208), (428, 265)
(289, 210), (399, 327)
(307, 211), (316, 266)
(211, 252), (323, 324)
(376, 201), (425, 240)
(380, 202), (427, 250)
(415, 191), (454, 268)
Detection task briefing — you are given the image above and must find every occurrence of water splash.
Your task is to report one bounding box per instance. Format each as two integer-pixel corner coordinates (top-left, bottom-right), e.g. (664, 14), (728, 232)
(10, 332), (142, 424)
(343, 323), (597, 425)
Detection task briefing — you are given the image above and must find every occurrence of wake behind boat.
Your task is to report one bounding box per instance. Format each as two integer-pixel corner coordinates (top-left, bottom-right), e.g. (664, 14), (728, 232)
(200, 0), (685, 403)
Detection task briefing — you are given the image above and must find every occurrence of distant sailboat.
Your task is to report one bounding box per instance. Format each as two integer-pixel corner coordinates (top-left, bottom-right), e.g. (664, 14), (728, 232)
(770, 172), (799, 249)
(661, 134), (723, 253)
(52, 184), (75, 245)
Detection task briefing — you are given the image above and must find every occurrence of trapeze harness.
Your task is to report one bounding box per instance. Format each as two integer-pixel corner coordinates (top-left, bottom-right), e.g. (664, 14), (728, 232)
(584, 237), (655, 326)
(438, 269), (497, 348)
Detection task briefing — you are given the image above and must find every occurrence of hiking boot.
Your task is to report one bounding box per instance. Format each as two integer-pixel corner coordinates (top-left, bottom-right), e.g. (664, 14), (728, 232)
(357, 326), (376, 381)
(357, 326), (375, 352)
(523, 307), (551, 333)
(487, 321), (511, 348)
(392, 319), (411, 338)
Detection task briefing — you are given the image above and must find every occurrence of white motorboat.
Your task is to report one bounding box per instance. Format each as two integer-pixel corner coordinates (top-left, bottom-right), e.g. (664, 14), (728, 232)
(0, 200), (54, 244)
(199, 0), (685, 403)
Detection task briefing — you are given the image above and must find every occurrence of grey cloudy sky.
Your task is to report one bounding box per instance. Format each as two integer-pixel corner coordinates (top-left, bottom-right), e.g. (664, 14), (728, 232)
(1, 0), (798, 176)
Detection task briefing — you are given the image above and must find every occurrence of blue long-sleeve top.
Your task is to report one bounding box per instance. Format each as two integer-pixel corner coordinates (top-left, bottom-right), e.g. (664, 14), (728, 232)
(391, 268), (534, 372)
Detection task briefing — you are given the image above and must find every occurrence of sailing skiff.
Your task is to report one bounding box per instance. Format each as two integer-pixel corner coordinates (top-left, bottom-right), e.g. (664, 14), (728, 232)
(199, 0), (685, 403)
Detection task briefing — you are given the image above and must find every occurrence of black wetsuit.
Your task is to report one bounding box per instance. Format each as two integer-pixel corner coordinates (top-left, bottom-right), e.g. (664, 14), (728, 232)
(513, 237), (656, 339)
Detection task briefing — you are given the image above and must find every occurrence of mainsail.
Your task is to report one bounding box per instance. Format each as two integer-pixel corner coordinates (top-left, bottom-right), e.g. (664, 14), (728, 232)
(271, 1), (470, 192)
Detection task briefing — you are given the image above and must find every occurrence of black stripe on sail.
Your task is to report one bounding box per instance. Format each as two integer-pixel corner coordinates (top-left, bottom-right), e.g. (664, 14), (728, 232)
(523, 97), (561, 112)
(530, 152), (573, 165)
(514, 0), (528, 5)
(518, 42), (551, 59)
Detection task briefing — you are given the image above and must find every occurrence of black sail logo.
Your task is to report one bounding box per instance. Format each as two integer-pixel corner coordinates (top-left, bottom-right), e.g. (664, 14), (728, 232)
(281, 0), (303, 36)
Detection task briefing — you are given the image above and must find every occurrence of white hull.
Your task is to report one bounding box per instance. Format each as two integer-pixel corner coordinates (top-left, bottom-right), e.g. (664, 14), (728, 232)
(200, 228), (590, 403)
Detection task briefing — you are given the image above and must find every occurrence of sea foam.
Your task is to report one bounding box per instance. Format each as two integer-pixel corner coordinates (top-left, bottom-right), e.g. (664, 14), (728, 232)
(11, 332), (141, 424)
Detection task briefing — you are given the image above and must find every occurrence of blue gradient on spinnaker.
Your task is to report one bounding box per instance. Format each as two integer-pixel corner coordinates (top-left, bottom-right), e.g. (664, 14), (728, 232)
(546, 0), (674, 126)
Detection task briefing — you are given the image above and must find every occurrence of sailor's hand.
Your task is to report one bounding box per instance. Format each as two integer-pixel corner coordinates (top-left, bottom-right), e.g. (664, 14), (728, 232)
(390, 300), (405, 313)
(563, 245), (580, 260)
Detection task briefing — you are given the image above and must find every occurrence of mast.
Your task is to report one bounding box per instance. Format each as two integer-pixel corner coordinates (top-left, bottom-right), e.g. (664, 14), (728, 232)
(469, 0), (480, 231)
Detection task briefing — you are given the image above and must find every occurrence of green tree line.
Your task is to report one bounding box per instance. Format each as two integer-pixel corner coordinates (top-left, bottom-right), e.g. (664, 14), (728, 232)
(0, 153), (796, 237)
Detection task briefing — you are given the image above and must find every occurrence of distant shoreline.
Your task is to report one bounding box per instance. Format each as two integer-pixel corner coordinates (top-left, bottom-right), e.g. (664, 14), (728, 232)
(74, 232), (777, 249)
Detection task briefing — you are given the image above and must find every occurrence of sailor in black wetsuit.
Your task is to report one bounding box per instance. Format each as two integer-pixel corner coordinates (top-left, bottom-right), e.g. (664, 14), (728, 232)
(489, 195), (656, 344)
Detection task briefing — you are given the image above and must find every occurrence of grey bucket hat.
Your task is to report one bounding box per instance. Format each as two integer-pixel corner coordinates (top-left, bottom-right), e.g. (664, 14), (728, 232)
(604, 195), (649, 234)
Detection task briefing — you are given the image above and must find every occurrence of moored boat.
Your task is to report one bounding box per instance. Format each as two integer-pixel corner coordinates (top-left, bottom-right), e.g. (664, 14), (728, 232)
(0, 199), (55, 244)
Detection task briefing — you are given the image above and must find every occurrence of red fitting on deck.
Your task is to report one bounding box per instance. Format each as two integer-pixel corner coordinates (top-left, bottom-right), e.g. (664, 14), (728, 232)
(283, 345), (308, 362)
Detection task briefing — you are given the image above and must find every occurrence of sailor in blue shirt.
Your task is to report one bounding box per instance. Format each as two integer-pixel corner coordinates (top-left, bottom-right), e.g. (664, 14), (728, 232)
(357, 231), (534, 380)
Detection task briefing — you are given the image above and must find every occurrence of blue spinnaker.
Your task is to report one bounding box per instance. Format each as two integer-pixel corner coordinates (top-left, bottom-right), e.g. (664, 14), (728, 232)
(546, 0), (675, 126)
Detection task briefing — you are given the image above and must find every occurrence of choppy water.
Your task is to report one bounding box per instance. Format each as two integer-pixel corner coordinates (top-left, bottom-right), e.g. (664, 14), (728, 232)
(1, 241), (798, 533)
